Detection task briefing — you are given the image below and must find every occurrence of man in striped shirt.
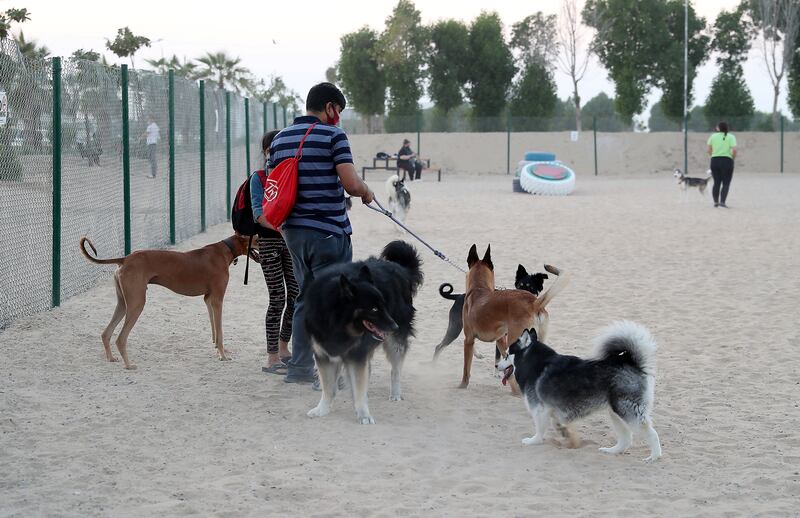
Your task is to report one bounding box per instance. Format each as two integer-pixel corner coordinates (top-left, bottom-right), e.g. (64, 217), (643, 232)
(268, 82), (375, 386)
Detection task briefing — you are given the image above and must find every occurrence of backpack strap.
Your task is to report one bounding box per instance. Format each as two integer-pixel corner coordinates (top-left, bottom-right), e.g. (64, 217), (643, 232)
(294, 123), (318, 160)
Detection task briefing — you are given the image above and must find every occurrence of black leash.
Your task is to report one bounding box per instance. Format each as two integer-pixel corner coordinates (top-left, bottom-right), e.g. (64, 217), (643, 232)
(365, 198), (467, 274)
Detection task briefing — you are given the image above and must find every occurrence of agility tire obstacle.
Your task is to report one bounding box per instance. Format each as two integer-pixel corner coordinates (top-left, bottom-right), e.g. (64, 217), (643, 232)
(519, 161), (576, 196)
(523, 151), (557, 162)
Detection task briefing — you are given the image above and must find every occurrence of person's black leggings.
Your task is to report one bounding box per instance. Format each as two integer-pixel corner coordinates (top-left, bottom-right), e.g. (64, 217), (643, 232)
(710, 156), (734, 205)
(258, 236), (299, 354)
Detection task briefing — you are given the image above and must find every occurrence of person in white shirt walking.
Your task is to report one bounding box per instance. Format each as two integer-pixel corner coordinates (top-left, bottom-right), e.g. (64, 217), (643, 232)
(141, 118), (160, 178)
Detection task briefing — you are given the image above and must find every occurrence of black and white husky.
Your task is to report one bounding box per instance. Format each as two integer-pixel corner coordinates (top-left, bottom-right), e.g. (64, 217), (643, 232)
(674, 168), (711, 196)
(496, 321), (662, 462)
(304, 241), (423, 424)
(385, 174), (411, 229)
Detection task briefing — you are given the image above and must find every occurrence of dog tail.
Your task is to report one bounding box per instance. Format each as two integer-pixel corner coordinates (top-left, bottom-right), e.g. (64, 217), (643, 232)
(592, 320), (657, 377)
(438, 283), (462, 300)
(80, 237), (125, 265)
(385, 174), (399, 197)
(381, 240), (423, 292)
(534, 264), (569, 309)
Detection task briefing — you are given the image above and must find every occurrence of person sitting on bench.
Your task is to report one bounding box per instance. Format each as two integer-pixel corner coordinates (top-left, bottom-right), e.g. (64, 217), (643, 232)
(397, 138), (423, 181)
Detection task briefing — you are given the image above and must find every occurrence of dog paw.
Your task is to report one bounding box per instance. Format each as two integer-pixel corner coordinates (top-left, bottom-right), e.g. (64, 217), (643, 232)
(124, 364), (138, 371)
(473, 351), (484, 359)
(599, 446), (624, 455)
(457, 381), (469, 389)
(522, 436), (544, 446)
(357, 415), (376, 425)
(389, 394), (403, 402)
(108, 356), (119, 363)
(643, 454), (661, 464)
(307, 405), (331, 418)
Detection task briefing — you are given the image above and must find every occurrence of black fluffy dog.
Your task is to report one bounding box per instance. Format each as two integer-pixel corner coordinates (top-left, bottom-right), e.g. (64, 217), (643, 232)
(304, 240), (423, 424)
(431, 264), (548, 361)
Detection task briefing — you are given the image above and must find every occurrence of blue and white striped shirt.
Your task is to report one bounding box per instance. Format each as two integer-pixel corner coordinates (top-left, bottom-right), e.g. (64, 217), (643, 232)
(269, 116), (353, 235)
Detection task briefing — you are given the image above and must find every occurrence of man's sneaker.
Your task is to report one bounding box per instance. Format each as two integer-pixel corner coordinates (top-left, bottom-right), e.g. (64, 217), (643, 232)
(284, 373), (316, 385)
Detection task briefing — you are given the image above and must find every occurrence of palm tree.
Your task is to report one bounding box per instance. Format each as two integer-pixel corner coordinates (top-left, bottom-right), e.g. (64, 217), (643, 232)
(13, 31), (49, 60)
(145, 54), (199, 79)
(196, 51), (252, 92)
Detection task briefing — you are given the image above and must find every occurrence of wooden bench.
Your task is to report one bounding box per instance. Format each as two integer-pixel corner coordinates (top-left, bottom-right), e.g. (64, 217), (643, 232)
(361, 156), (443, 182)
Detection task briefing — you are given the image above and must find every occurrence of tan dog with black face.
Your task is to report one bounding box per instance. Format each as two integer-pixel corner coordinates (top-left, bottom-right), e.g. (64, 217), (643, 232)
(80, 234), (259, 370)
(459, 244), (568, 389)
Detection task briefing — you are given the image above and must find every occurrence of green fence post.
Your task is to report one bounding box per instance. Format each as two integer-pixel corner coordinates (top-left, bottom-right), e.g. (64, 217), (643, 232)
(245, 97), (251, 177)
(416, 111), (421, 156)
(51, 57), (62, 308)
(780, 115), (784, 174)
(593, 115), (598, 177)
(122, 64), (131, 255)
(199, 80), (206, 232)
(226, 91), (232, 219)
(282, 105), (287, 128)
(273, 101), (278, 130)
(168, 69), (176, 244)
(506, 111), (511, 175)
(263, 101), (268, 133)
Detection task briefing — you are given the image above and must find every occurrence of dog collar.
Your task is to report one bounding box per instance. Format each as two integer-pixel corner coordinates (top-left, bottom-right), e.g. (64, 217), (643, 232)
(222, 237), (238, 261)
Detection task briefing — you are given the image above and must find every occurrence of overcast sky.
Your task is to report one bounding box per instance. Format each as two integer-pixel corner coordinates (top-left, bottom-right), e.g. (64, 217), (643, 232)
(11, 0), (789, 119)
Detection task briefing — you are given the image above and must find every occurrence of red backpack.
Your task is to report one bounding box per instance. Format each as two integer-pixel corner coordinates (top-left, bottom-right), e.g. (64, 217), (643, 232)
(262, 123), (317, 228)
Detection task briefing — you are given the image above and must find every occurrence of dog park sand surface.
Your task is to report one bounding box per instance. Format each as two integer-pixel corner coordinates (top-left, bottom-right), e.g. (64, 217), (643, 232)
(2, 172), (799, 516)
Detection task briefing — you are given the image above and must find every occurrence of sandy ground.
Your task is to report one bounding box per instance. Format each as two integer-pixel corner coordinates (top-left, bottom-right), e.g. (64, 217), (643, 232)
(1, 172), (799, 516)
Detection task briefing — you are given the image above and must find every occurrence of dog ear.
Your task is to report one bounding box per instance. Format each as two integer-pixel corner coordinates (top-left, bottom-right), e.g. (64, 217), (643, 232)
(527, 327), (538, 344)
(358, 265), (373, 283)
(517, 329), (532, 349)
(516, 264), (527, 282)
(467, 244), (479, 267)
(482, 245), (493, 271)
(339, 275), (356, 299)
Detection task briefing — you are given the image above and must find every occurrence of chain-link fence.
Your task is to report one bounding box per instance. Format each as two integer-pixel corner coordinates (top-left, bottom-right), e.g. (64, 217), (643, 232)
(0, 41), (292, 329)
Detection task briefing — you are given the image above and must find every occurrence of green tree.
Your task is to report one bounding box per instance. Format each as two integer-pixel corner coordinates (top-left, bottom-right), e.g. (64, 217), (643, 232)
(0, 7), (29, 40)
(704, 7), (756, 129)
(13, 31), (49, 59)
(466, 12), (516, 130)
(196, 51), (252, 92)
(105, 27), (151, 68)
(339, 27), (385, 131)
(581, 92), (629, 131)
(584, 0), (708, 123)
(145, 55), (199, 79)
(656, 1), (709, 123)
(72, 49), (101, 62)
(378, 0), (428, 132)
(787, 17), (800, 118)
(509, 60), (558, 130)
(428, 19), (470, 120)
(705, 71), (755, 129)
(511, 12), (559, 68)
(325, 66), (338, 84)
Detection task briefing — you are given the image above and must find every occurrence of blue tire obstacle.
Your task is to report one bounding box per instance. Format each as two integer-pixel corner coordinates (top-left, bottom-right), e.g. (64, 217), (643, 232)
(523, 151), (557, 162)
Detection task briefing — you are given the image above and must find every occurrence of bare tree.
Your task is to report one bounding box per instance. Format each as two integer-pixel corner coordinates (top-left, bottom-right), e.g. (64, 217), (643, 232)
(556, 0), (593, 131)
(752, 0), (800, 127)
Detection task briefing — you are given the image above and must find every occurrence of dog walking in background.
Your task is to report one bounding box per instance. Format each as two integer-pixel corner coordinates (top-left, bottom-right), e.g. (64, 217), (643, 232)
(385, 174), (411, 231)
(673, 168), (711, 198)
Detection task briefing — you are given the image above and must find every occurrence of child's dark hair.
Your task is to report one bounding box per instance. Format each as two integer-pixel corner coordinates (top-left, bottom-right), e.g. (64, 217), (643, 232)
(306, 82), (346, 112)
(262, 130), (279, 155)
(718, 121), (729, 139)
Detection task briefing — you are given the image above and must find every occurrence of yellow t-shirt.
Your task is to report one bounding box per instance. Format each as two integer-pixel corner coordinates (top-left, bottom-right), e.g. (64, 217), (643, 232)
(707, 132), (737, 159)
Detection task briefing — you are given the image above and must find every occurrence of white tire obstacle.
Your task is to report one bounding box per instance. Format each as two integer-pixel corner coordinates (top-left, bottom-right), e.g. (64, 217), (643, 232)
(519, 161), (576, 196)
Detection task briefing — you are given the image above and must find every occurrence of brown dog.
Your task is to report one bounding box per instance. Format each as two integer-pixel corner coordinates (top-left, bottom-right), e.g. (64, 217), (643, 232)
(80, 235), (258, 370)
(460, 244), (568, 389)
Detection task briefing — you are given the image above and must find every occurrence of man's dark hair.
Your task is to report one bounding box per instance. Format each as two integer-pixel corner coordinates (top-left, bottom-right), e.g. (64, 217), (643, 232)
(403, 139), (410, 145)
(306, 82), (346, 112)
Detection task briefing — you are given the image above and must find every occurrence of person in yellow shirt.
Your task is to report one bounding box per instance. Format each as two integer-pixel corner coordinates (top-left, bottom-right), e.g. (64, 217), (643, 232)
(707, 121), (737, 208)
